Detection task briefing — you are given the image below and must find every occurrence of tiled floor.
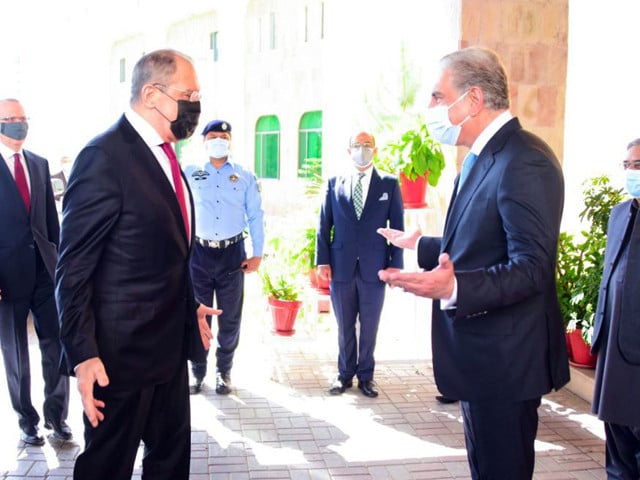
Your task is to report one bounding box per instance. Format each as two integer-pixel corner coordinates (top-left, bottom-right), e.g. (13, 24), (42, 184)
(0, 286), (607, 479)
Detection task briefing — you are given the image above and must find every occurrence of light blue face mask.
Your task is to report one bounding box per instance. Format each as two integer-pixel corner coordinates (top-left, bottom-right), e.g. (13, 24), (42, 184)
(625, 169), (640, 198)
(424, 91), (470, 146)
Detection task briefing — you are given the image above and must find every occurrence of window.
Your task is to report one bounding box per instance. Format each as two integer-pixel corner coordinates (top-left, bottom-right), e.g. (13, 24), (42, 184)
(298, 111), (322, 178)
(255, 115), (281, 179)
(210, 31), (219, 62)
(119, 58), (126, 83)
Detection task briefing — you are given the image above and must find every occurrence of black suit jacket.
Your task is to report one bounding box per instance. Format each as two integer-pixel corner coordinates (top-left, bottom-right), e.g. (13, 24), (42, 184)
(418, 117), (569, 402)
(55, 115), (198, 389)
(0, 150), (59, 300)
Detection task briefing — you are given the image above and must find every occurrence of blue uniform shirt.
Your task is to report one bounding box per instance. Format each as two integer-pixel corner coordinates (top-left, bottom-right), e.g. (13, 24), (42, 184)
(185, 159), (265, 257)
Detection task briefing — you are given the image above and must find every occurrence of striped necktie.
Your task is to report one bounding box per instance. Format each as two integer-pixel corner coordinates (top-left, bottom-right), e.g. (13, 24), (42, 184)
(353, 172), (365, 219)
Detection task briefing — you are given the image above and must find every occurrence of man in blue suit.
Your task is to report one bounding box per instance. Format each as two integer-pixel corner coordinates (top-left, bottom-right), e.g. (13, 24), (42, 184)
(0, 98), (70, 445)
(379, 47), (569, 479)
(316, 131), (404, 398)
(590, 138), (640, 479)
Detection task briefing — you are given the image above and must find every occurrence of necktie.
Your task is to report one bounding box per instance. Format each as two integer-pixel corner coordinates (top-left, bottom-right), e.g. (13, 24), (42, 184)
(14, 153), (30, 213)
(160, 143), (190, 238)
(457, 151), (478, 193)
(353, 172), (365, 219)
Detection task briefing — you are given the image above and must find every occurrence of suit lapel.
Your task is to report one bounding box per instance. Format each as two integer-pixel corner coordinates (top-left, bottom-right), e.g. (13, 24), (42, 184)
(442, 118), (521, 250)
(607, 203), (634, 283)
(0, 152), (30, 215)
(23, 151), (42, 216)
(120, 116), (189, 247)
(338, 175), (357, 220)
(361, 168), (381, 216)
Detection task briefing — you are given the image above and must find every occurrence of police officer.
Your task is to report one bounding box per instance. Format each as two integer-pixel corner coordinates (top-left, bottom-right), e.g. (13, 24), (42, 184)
(185, 119), (265, 395)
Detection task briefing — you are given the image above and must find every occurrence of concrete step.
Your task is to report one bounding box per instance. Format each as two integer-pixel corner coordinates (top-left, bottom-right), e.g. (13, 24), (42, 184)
(566, 365), (595, 404)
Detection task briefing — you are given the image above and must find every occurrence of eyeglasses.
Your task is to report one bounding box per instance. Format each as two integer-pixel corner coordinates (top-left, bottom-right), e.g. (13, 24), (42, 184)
(350, 142), (374, 149)
(0, 116), (29, 123)
(622, 159), (640, 170)
(153, 83), (201, 102)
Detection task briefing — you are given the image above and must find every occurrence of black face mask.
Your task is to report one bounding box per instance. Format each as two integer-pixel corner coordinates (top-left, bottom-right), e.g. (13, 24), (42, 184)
(170, 100), (201, 140)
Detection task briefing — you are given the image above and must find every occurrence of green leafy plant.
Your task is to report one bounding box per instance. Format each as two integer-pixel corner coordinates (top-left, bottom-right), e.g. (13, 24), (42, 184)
(556, 175), (626, 345)
(377, 122), (446, 186)
(259, 236), (305, 302)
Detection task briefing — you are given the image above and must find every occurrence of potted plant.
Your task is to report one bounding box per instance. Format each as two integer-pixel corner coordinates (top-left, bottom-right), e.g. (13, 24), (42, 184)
(260, 237), (305, 335)
(555, 175), (626, 367)
(295, 158), (330, 295)
(377, 121), (446, 208)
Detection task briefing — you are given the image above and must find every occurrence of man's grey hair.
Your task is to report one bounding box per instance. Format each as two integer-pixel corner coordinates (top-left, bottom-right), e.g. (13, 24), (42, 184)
(627, 138), (640, 150)
(129, 49), (193, 106)
(440, 47), (510, 110)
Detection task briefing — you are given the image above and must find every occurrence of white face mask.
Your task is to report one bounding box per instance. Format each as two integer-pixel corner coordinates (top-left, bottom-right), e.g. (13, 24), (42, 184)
(205, 138), (230, 159)
(424, 91), (470, 146)
(350, 147), (374, 168)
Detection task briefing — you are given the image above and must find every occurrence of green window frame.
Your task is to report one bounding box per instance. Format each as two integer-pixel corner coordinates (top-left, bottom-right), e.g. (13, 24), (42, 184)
(298, 111), (322, 178)
(255, 115), (281, 179)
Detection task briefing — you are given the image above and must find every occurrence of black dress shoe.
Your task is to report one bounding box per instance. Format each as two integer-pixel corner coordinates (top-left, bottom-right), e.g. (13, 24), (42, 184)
(435, 395), (458, 404)
(358, 380), (379, 398)
(190, 377), (204, 395)
(44, 419), (72, 441)
(328, 377), (353, 395)
(215, 372), (232, 395)
(20, 426), (45, 446)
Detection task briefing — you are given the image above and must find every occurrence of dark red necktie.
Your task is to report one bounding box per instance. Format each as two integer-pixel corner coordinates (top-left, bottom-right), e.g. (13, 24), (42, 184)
(13, 153), (30, 213)
(160, 143), (190, 238)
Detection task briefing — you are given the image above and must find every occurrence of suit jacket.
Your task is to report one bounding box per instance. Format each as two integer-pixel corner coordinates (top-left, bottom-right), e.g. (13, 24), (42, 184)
(316, 167), (404, 282)
(55, 115), (198, 389)
(0, 150), (59, 301)
(417, 118), (569, 402)
(591, 200), (640, 426)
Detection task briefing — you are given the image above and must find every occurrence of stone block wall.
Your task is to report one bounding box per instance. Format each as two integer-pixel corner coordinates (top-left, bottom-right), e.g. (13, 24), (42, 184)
(461, 0), (569, 165)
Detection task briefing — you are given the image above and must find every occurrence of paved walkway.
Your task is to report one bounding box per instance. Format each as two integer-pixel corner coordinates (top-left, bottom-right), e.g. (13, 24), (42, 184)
(0, 281), (607, 479)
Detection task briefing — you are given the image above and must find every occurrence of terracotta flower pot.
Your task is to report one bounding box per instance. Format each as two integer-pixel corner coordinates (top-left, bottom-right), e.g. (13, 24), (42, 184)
(399, 172), (428, 209)
(268, 297), (302, 336)
(567, 328), (597, 368)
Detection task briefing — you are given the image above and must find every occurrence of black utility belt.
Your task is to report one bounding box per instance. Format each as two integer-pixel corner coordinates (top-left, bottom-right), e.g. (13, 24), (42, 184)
(195, 233), (244, 249)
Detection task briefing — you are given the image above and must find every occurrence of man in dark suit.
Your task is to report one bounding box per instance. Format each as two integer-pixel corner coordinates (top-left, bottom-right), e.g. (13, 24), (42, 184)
(0, 98), (70, 445)
(316, 131), (404, 398)
(55, 49), (217, 480)
(378, 47), (569, 479)
(590, 138), (640, 479)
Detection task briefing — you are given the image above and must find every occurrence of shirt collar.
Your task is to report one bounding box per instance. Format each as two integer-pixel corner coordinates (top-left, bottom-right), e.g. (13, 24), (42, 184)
(0, 142), (22, 160)
(352, 164), (374, 179)
(469, 110), (513, 156)
(125, 108), (165, 149)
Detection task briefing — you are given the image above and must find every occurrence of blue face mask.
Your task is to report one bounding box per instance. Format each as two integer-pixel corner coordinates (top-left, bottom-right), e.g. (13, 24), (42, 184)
(0, 121), (28, 140)
(625, 169), (640, 198)
(424, 91), (470, 146)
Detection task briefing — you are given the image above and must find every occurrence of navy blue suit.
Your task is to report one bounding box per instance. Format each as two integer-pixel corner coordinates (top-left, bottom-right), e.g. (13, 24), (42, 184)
(0, 149), (69, 432)
(591, 200), (640, 478)
(316, 167), (403, 381)
(417, 118), (568, 479)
